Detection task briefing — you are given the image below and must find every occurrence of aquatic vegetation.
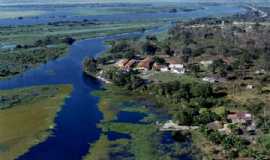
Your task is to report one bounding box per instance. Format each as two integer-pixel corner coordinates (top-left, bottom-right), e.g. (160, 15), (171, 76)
(0, 44), (68, 79)
(83, 135), (111, 160)
(87, 84), (192, 160)
(92, 85), (140, 121)
(0, 84), (72, 160)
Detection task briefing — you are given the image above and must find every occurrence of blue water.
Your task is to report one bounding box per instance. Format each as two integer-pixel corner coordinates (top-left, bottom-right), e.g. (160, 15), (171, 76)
(0, 4), (247, 160)
(116, 111), (147, 123)
(107, 131), (131, 141)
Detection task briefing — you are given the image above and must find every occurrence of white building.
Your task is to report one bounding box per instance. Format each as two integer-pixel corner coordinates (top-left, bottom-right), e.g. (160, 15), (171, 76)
(169, 64), (184, 69)
(160, 67), (169, 72)
(246, 85), (254, 89)
(255, 69), (266, 75)
(202, 77), (217, 83)
(200, 60), (213, 66)
(171, 68), (185, 74)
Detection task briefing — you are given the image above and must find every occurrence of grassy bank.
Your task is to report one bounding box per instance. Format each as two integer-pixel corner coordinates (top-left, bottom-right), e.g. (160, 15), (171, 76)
(0, 84), (72, 160)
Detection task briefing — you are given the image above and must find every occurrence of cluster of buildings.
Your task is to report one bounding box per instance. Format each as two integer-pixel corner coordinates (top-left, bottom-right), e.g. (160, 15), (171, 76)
(207, 111), (256, 136)
(115, 57), (186, 74)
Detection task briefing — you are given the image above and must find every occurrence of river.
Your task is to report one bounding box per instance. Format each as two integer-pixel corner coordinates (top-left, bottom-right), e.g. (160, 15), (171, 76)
(0, 4), (246, 160)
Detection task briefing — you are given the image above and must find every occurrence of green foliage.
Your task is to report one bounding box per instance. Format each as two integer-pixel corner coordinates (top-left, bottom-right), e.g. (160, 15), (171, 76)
(200, 126), (249, 159)
(245, 98), (264, 116)
(143, 41), (158, 55)
(193, 110), (220, 125)
(110, 40), (131, 53)
(0, 44), (68, 78)
(153, 56), (166, 64)
(82, 57), (98, 75)
(102, 68), (144, 90)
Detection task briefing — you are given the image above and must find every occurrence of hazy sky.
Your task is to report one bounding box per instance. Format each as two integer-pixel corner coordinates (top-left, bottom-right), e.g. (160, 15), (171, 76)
(0, 0), (265, 6)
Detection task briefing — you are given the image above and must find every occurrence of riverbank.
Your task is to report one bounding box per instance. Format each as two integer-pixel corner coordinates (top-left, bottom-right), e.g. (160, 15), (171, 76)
(0, 84), (72, 160)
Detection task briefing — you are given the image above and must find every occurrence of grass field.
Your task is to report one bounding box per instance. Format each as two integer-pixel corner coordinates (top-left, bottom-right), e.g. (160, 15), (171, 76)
(0, 84), (72, 160)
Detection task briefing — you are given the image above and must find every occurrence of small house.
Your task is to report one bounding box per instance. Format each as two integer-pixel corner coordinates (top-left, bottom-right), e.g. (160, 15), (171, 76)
(162, 120), (179, 129)
(246, 85), (254, 90)
(200, 60), (213, 67)
(171, 68), (185, 74)
(202, 77), (217, 83)
(153, 63), (169, 72)
(207, 121), (223, 131)
(166, 59), (184, 69)
(116, 59), (129, 68)
(255, 69), (266, 75)
(124, 59), (137, 71)
(137, 57), (154, 71)
(160, 67), (169, 72)
(227, 112), (252, 125)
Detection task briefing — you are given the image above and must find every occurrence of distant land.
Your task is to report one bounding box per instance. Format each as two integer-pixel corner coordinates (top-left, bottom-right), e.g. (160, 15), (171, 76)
(0, 0), (268, 6)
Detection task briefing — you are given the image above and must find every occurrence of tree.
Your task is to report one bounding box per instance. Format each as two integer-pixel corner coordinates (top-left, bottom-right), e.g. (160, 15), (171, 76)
(110, 40), (131, 53)
(146, 35), (158, 41)
(143, 41), (157, 55)
(175, 108), (193, 125)
(182, 47), (192, 63)
(153, 57), (166, 64)
(63, 37), (76, 45)
(190, 82), (213, 98)
(208, 131), (224, 144)
(246, 98), (264, 116)
(82, 57), (98, 75)
(164, 45), (174, 56)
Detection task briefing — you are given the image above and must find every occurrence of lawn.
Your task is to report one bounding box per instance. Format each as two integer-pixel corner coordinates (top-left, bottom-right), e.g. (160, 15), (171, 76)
(147, 72), (197, 83)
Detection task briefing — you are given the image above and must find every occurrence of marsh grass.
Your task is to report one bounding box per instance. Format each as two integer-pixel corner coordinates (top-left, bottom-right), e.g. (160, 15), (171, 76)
(0, 84), (72, 160)
(87, 85), (188, 160)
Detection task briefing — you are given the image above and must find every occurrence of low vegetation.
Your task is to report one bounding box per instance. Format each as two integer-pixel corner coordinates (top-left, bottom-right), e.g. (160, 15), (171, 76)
(84, 85), (197, 160)
(0, 84), (72, 160)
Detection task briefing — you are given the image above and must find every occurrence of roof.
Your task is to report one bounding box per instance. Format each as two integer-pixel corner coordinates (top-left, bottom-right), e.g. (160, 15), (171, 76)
(116, 59), (129, 67)
(166, 58), (183, 65)
(138, 57), (153, 69)
(207, 121), (223, 130)
(124, 59), (137, 68)
(153, 63), (167, 70)
(228, 112), (252, 121)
